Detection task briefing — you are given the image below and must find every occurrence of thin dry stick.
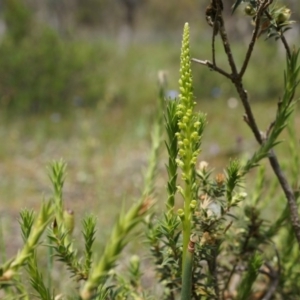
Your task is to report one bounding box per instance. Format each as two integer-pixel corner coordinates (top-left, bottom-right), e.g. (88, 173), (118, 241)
(211, 0), (223, 65)
(239, 1), (273, 77)
(217, 5), (262, 144)
(191, 58), (231, 79)
(261, 247), (281, 300)
(212, 24), (217, 66)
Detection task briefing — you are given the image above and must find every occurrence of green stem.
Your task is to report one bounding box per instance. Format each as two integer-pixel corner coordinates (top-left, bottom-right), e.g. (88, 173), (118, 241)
(47, 236), (53, 290)
(181, 242), (194, 300)
(182, 185), (192, 267)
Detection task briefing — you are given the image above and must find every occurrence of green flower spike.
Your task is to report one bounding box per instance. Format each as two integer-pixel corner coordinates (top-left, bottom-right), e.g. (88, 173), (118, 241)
(177, 23), (206, 275)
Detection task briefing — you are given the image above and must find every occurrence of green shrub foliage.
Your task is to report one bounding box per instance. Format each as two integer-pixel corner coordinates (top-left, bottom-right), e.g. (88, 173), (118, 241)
(0, 2), (107, 114)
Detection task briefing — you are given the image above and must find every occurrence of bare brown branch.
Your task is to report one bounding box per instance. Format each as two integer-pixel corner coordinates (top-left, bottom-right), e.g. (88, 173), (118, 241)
(261, 248), (281, 300)
(191, 58), (231, 79)
(195, 0), (300, 249)
(239, 1), (273, 78)
(268, 151), (300, 245)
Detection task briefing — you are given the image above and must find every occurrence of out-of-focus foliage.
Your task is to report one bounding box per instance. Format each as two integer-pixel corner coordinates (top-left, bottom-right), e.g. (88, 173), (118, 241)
(3, 0), (32, 42)
(0, 0), (109, 114)
(76, 0), (107, 26)
(0, 0), (298, 114)
(25, 0), (300, 35)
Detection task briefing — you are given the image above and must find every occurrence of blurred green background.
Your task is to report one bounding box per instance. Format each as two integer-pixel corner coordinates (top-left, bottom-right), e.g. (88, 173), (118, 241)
(0, 0), (300, 253)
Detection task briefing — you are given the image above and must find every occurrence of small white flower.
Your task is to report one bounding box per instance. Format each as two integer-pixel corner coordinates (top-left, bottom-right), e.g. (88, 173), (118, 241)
(207, 201), (221, 218)
(201, 195), (221, 218)
(198, 161), (209, 171)
(239, 192), (248, 200)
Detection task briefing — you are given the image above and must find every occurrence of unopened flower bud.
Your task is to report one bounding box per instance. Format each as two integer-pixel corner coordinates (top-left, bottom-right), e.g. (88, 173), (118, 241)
(194, 121), (200, 128)
(177, 208), (185, 221)
(183, 116), (189, 123)
(232, 192), (247, 205)
(191, 131), (199, 140)
(176, 159), (184, 168)
(239, 192), (247, 200)
(186, 109), (192, 116)
(177, 186), (184, 197)
(129, 255), (140, 271)
(276, 8), (291, 24)
(244, 5), (256, 16)
(179, 86), (186, 94)
(198, 161), (209, 171)
(215, 173), (225, 186)
(179, 149), (185, 157)
(190, 200), (197, 209)
(190, 157), (197, 166)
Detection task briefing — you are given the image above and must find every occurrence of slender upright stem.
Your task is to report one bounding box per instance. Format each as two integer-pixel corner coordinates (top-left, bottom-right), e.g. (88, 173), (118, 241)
(181, 238), (195, 300)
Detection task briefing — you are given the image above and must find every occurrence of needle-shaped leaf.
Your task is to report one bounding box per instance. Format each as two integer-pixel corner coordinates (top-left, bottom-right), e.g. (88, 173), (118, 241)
(232, 0), (244, 13)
